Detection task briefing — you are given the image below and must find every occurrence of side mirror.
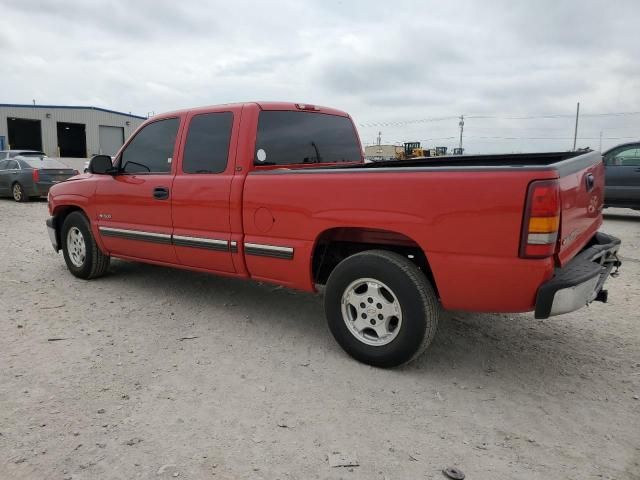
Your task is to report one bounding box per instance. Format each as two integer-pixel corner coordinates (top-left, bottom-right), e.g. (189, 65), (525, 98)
(89, 155), (115, 174)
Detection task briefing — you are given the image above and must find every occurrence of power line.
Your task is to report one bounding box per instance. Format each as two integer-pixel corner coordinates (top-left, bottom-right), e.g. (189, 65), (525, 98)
(467, 111), (640, 120)
(359, 116), (458, 128)
(459, 136), (638, 140)
(359, 110), (640, 128)
(363, 135), (639, 145)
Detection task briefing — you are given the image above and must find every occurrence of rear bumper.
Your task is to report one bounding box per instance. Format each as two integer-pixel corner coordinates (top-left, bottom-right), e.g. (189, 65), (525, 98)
(534, 232), (621, 319)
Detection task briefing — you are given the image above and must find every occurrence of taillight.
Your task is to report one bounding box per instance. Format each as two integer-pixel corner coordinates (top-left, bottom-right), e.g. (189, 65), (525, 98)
(520, 179), (560, 258)
(32, 169), (40, 182)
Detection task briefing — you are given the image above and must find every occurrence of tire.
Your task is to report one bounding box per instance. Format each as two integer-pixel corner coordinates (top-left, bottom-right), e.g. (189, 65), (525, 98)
(61, 211), (110, 279)
(324, 250), (440, 368)
(12, 182), (28, 202)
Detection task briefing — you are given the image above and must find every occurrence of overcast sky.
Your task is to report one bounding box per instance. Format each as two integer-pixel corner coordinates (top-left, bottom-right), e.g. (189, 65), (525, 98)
(2, 0), (639, 153)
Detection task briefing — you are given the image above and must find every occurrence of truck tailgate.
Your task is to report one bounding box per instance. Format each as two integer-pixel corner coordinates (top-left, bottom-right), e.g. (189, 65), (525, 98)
(556, 151), (605, 266)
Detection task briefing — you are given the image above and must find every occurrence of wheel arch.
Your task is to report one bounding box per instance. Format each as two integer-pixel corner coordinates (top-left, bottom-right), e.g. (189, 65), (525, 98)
(311, 226), (439, 298)
(51, 205), (91, 252)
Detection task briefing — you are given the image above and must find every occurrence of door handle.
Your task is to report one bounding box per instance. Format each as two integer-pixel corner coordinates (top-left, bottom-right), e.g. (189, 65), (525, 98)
(153, 187), (170, 200)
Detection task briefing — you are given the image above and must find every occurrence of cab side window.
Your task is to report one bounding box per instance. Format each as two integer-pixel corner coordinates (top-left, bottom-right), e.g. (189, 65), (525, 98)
(120, 118), (180, 174)
(182, 112), (233, 174)
(0, 160), (8, 170)
(254, 111), (361, 166)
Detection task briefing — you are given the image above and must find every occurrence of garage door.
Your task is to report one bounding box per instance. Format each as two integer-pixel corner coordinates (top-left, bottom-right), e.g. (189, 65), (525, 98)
(99, 126), (125, 156)
(8, 118), (42, 151)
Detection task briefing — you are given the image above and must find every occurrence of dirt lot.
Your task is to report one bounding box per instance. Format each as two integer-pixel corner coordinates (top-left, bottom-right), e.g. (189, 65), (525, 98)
(1, 199), (638, 480)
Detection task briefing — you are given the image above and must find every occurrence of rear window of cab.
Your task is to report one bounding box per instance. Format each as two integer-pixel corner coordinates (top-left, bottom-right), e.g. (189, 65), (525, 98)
(255, 111), (361, 166)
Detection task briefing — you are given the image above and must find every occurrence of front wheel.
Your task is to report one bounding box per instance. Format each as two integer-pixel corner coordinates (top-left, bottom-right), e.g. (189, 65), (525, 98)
(324, 250), (440, 368)
(61, 211), (110, 279)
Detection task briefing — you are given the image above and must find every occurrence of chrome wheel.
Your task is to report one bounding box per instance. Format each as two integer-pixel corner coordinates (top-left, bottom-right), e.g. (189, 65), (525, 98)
(340, 278), (402, 346)
(67, 227), (86, 267)
(12, 183), (23, 201)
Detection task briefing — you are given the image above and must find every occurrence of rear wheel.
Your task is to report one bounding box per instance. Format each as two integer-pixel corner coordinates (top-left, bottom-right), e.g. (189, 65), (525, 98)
(324, 250), (440, 367)
(12, 182), (28, 202)
(61, 211), (110, 279)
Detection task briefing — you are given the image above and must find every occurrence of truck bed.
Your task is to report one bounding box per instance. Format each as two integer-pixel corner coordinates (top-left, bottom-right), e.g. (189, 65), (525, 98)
(349, 151), (593, 171)
(247, 148), (604, 305)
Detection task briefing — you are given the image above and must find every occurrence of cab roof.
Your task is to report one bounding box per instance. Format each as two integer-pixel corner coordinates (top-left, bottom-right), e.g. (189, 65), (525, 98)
(153, 102), (350, 120)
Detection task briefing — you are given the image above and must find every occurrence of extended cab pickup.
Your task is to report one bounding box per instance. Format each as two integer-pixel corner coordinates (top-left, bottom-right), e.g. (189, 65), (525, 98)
(46, 102), (622, 367)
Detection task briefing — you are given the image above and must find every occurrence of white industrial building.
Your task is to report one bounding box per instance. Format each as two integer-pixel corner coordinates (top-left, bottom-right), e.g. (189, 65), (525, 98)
(0, 104), (146, 158)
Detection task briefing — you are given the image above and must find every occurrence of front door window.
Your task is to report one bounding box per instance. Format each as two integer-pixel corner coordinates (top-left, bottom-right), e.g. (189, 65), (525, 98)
(120, 118), (180, 174)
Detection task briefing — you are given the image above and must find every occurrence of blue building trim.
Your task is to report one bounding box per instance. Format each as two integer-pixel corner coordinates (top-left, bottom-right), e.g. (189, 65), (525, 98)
(0, 103), (147, 120)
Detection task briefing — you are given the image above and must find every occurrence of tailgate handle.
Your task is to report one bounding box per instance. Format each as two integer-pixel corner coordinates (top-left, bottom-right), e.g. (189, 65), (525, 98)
(585, 173), (595, 192)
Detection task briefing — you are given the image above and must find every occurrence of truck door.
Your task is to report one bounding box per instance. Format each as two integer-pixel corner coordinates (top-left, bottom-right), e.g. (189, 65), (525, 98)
(171, 109), (237, 273)
(93, 117), (181, 264)
(604, 144), (640, 207)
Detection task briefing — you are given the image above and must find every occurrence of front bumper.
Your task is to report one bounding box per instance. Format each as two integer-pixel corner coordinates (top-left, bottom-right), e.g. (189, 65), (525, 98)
(535, 232), (621, 319)
(46, 217), (59, 252)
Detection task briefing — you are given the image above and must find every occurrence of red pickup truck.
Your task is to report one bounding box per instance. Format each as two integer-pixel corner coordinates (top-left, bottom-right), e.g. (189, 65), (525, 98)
(46, 102), (621, 367)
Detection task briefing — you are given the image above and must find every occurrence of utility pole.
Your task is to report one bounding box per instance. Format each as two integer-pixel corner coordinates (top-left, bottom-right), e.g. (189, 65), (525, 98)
(458, 115), (464, 150)
(572, 102), (580, 151)
(599, 131), (603, 152)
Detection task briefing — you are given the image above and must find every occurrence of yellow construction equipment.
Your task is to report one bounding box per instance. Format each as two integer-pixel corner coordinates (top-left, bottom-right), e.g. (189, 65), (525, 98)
(395, 142), (448, 160)
(395, 142), (426, 160)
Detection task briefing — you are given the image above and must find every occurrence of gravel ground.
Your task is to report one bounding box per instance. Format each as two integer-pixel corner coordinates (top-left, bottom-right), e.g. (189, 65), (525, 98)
(1, 200), (639, 480)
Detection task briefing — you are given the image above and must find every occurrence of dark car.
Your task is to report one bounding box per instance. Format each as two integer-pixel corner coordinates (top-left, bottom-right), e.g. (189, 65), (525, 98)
(0, 151), (78, 202)
(603, 142), (640, 210)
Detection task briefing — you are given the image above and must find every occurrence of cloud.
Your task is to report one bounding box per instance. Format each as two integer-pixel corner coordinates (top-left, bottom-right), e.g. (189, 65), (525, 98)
(1, 0), (638, 153)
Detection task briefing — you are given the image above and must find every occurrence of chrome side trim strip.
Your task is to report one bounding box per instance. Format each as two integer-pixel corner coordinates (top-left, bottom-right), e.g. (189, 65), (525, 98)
(98, 227), (292, 259)
(244, 242), (294, 260)
(173, 235), (228, 251)
(99, 226), (172, 244)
